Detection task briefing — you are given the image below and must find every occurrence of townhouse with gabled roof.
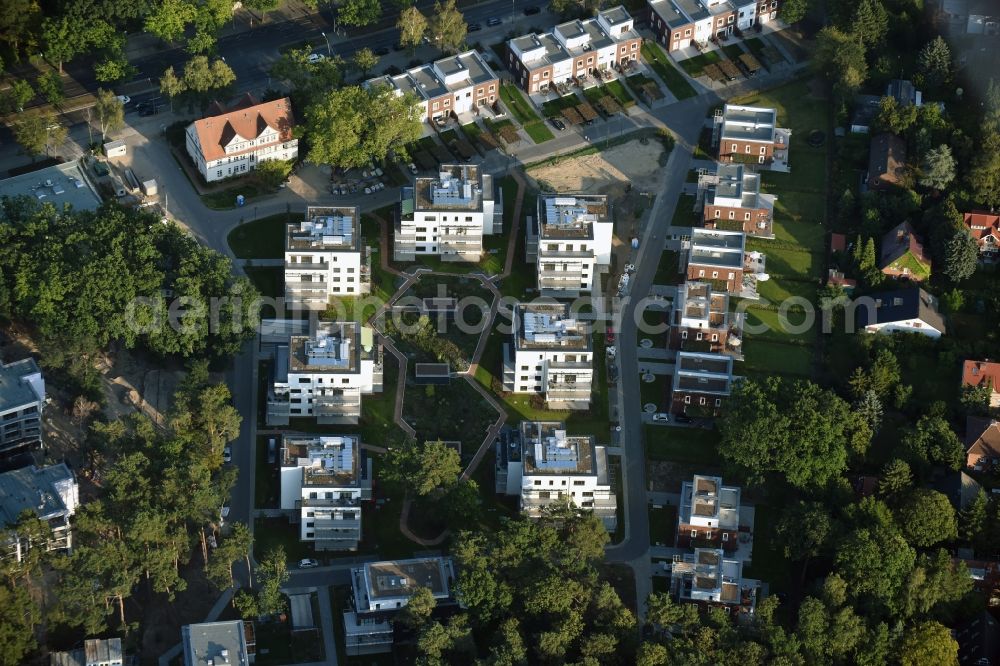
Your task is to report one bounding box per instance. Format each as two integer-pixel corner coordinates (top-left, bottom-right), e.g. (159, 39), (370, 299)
(365, 51), (498, 122)
(503, 303), (593, 410)
(284, 206), (371, 310)
(185, 94), (297, 183)
(700, 163), (776, 237)
(879, 221), (931, 282)
(396, 165), (501, 262)
(964, 211), (1000, 260)
(527, 194), (614, 297)
(506, 7), (643, 94)
(966, 416), (1000, 470)
(279, 434), (372, 551)
(962, 360), (1000, 408)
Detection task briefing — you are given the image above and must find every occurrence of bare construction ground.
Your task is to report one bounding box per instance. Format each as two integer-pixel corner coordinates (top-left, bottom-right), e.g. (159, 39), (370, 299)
(527, 138), (666, 194)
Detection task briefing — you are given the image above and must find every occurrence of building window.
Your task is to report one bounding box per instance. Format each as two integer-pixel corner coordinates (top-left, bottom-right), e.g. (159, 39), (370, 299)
(728, 211), (735, 219)
(698, 269), (705, 277)
(728, 272), (735, 279)
(685, 28), (692, 36)
(744, 212), (751, 220)
(691, 529), (697, 538)
(696, 332), (703, 341)
(728, 15), (734, 23)
(681, 330), (688, 339)
(711, 334), (718, 342)
(745, 145), (751, 153)
(715, 398), (722, 406)
(684, 395), (691, 404)
(722, 531), (729, 541)
(731, 143), (737, 151)
(711, 271), (719, 278)
(760, 146), (766, 155)
(714, 209), (721, 218)
(700, 397), (707, 405)
(674, 32), (681, 39)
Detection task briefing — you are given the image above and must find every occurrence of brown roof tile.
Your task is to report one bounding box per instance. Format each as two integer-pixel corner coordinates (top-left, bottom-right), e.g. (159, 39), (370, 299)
(191, 96), (295, 164)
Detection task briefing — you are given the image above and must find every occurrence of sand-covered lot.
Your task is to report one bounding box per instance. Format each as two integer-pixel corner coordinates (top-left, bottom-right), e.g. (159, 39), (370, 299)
(528, 138), (665, 193)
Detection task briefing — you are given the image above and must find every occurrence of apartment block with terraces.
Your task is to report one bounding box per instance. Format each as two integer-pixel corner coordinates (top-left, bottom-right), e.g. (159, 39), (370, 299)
(396, 165), (501, 262)
(502, 303), (593, 410)
(284, 206), (371, 310)
(669, 281), (743, 356)
(507, 7), (642, 94)
(527, 194), (614, 297)
(365, 51), (498, 123)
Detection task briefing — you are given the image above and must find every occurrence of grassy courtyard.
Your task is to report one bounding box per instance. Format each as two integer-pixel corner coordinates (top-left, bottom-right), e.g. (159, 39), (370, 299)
(499, 83), (554, 144)
(640, 43), (697, 100)
(676, 50), (721, 77)
(644, 425), (720, 465)
(227, 212), (296, 259)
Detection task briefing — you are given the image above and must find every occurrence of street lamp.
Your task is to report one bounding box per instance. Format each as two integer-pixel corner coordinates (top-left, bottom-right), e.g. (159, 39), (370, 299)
(321, 31), (331, 56)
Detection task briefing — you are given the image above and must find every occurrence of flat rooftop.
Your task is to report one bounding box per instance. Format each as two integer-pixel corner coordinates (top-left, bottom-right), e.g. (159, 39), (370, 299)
(510, 9), (639, 66)
(721, 104), (778, 143)
(282, 435), (360, 486)
(182, 620), (250, 666)
(363, 557), (452, 600)
(538, 194), (610, 239)
(0, 464), (74, 525)
(0, 357), (44, 413)
(673, 352), (734, 394)
(368, 51), (496, 102)
(678, 282), (728, 325)
(649, 0), (692, 28)
(0, 161), (102, 212)
(520, 421), (595, 475)
(515, 303), (591, 351)
(710, 164), (767, 209)
(683, 474), (741, 528)
(413, 165), (489, 211)
(287, 323), (378, 374)
(286, 206), (360, 252)
(689, 229), (746, 268)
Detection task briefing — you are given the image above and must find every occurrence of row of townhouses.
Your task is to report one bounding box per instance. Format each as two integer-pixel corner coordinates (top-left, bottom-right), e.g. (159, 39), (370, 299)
(649, 0), (781, 51)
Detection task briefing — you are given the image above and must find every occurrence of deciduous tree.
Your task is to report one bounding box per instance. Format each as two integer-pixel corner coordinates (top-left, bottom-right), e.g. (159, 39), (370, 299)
(813, 27), (867, 99)
(968, 127), (1000, 209)
(37, 71), (64, 105)
(338, 0), (381, 27)
(430, 0), (467, 54)
(899, 621), (959, 666)
(398, 6), (428, 52)
(93, 88), (124, 141)
(11, 113), (48, 160)
(145, 0), (197, 43)
(160, 66), (186, 110)
(778, 0), (810, 23)
(896, 488), (958, 547)
(353, 47), (379, 77)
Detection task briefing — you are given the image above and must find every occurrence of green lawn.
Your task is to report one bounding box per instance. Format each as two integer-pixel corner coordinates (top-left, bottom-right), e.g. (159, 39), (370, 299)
(649, 504), (677, 547)
(639, 373), (670, 411)
(756, 275), (818, 305)
(670, 194), (699, 227)
(603, 79), (636, 106)
(462, 122), (484, 145)
(676, 50), (721, 77)
(245, 267), (283, 298)
(653, 250), (682, 285)
(644, 425), (720, 464)
(523, 120), (555, 143)
(227, 213), (295, 259)
(253, 517), (316, 563)
(722, 44), (745, 60)
(743, 306), (816, 343)
(751, 243), (823, 280)
(742, 504), (791, 593)
(742, 340), (814, 378)
(201, 182), (266, 210)
(541, 93), (581, 118)
(499, 83), (542, 125)
(255, 435), (279, 509)
(640, 43), (696, 100)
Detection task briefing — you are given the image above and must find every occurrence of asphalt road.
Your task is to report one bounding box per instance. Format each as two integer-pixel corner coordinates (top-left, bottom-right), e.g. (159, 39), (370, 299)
(17, 0), (553, 112)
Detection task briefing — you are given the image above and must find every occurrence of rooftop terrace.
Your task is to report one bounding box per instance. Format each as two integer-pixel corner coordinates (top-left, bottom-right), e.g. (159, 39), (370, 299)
(412, 165), (491, 211)
(514, 303), (591, 350)
(720, 104), (779, 143)
(537, 194), (610, 240)
(520, 421), (595, 475)
(282, 435), (361, 486)
(286, 207), (360, 252)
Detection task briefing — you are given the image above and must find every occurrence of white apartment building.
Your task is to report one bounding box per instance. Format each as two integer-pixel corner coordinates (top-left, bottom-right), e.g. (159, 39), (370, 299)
(185, 94), (298, 183)
(284, 206), (370, 310)
(266, 321), (383, 426)
(0, 357), (45, 455)
(497, 421), (617, 530)
(396, 165), (501, 262)
(507, 7), (643, 94)
(365, 51), (499, 122)
(182, 620), (254, 666)
(0, 463), (78, 562)
(503, 303), (593, 410)
(676, 474), (742, 551)
(527, 194), (614, 297)
(344, 557), (456, 655)
(279, 435), (372, 551)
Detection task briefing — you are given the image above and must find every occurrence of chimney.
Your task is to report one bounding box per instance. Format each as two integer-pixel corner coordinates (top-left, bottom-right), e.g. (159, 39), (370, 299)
(896, 229), (905, 242)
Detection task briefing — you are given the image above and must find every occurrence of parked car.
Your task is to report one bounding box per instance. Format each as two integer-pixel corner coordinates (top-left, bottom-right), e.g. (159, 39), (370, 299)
(136, 103), (158, 116)
(268, 438), (277, 464)
(606, 326), (615, 344)
(549, 117), (566, 131)
(487, 17), (502, 26)
(674, 413), (693, 424)
(116, 95), (131, 105)
(307, 52), (326, 63)
(223, 446), (232, 463)
(374, 46), (390, 56)
(220, 505), (231, 521)
(468, 23), (482, 32)
(652, 413), (670, 422)
(299, 558), (320, 569)
(408, 162), (418, 174)
(524, 5), (541, 14)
